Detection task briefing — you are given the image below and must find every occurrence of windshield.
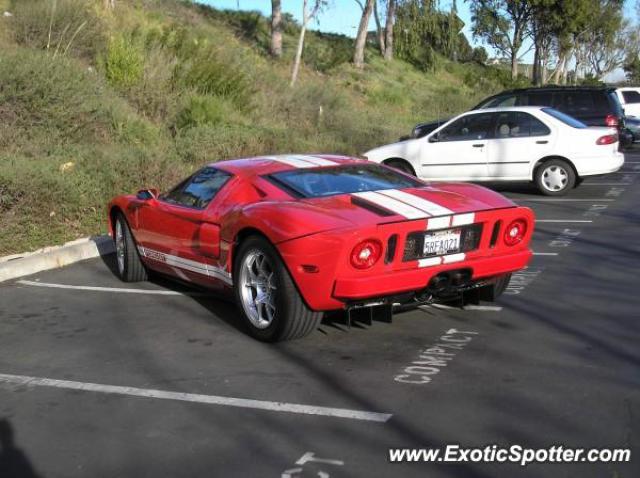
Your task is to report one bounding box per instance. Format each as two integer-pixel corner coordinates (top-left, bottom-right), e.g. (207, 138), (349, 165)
(268, 164), (424, 198)
(542, 108), (587, 128)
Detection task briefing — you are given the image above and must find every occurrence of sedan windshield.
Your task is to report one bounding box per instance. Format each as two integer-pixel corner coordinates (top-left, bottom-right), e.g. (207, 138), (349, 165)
(269, 164), (424, 198)
(542, 108), (587, 128)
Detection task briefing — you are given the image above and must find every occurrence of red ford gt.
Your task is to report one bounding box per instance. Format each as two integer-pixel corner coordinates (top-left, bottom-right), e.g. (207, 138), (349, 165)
(108, 155), (534, 341)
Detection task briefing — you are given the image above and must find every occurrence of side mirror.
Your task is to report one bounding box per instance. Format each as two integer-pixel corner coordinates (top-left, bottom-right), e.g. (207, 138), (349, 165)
(136, 188), (158, 201)
(428, 133), (440, 143)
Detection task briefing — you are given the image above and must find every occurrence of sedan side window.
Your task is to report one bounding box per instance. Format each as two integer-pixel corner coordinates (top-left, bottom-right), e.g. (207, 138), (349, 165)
(161, 167), (231, 210)
(438, 113), (494, 142)
(494, 112), (550, 138)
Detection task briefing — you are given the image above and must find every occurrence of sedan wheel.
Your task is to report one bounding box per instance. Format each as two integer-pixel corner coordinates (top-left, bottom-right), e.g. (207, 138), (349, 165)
(535, 159), (576, 196)
(542, 165), (568, 192)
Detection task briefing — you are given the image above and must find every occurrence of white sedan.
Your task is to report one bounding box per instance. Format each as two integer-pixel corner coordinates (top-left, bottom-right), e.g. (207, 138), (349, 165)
(364, 106), (625, 195)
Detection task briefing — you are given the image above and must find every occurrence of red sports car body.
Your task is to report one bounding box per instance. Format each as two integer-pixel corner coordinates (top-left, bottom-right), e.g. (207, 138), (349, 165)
(108, 155), (534, 341)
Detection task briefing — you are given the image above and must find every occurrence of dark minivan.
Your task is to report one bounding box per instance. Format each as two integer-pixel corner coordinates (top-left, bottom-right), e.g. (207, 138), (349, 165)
(410, 87), (633, 148)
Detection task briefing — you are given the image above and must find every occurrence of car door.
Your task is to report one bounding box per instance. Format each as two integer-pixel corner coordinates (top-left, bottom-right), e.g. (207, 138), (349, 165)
(486, 111), (554, 179)
(419, 112), (493, 180)
(135, 167), (233, 288)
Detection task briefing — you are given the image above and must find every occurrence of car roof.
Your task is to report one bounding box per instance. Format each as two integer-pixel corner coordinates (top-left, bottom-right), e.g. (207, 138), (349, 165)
(210, 154), (365, 176)
(460, 106), (549, 114)
(496, 86), (616, 94)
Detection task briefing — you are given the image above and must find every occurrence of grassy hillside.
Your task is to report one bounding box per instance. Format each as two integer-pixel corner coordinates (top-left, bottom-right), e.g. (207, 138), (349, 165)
(0, 0), (512, 256)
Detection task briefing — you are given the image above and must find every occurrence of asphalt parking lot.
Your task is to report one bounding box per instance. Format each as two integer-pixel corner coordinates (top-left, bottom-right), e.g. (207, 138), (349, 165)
(1, 153), (639, 478)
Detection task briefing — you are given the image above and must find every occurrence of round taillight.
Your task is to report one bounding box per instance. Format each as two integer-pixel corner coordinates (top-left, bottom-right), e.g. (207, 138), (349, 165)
(350, 239), (383, 269)
(504, 219), (527, 246)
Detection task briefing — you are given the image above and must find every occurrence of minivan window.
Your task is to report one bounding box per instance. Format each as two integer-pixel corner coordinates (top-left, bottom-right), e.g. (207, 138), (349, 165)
(542, 108), (587, 128)
(520, 92), (554, 107)
(564, 91), (596, 114)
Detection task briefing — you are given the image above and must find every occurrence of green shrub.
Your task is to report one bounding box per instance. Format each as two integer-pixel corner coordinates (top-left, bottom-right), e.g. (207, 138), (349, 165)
(104, 34), (144, 89)
(174, 48), (253, 106)
(175, 94), (237, 130)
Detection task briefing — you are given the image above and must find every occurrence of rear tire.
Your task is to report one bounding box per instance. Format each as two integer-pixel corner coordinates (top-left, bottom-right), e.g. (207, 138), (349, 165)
(384, 158), (416, 176)
(234, 236), (322, 342)
(534, 159), (576, 196)
(114, 213), (148, 282)
(477, 273), (511, 302)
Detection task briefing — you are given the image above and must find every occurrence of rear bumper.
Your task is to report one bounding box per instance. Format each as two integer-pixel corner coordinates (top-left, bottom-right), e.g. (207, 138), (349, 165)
(576, 151), (624, 176)
(333, 249), (531, 301)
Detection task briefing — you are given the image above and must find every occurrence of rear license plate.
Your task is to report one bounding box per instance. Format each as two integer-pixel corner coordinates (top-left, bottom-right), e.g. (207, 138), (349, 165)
(423, 229), (461, 256)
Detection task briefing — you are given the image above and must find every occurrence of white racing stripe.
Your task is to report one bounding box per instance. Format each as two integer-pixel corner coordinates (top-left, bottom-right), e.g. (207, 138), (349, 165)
(418, 253), (466, 267)
(16, 280), (205, 296)
(138, 247), (232, 285)
(418, 257), (441, 268)
(451, 213), (475, 226)
(377, 189), (453, 216)
(288, 155), (336, 167)
(426, 216), (451, 230)
(352, 191), (428, 219)
(442, 253), (466, 264)
(266, 155), (336, 168)
(266, 156), (318, 168)
(0, 372), (392, 423)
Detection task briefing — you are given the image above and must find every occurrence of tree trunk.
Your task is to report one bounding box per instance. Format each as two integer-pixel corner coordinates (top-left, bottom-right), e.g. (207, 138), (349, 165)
(290, 0), (310, 87)
(290, 24), (307, 86)
(373, 0), (385, 55)
(353, 0), (375, 68)
(532, 39), (541, 85)
(383, 0), (395, 60)
(270, 0), (283, 57)
(511, 52), (518, 79)
(104, 0), (114, 8)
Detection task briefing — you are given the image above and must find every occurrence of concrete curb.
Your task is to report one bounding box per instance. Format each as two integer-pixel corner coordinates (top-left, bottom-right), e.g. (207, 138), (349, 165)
(0, 235), (114, 283)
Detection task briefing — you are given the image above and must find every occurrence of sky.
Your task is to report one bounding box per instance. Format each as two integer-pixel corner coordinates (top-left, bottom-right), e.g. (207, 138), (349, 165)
(201, 0), (638, 81)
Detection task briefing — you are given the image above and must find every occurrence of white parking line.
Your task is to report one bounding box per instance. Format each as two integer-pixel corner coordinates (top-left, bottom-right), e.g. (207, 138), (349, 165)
(16, 280), (205, 296)
(535, 220), (593, 223)
(424, 304), (503, 312)
(533, 252), (559, 256)
(581, 183), (632, 186)
(0, 372), (392, 423)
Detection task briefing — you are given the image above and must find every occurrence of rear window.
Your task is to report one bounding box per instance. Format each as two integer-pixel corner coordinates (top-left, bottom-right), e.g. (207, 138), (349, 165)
(542, 108), (587, 128)
(268, 164), (424, 198)
(622, 90), (640, 104)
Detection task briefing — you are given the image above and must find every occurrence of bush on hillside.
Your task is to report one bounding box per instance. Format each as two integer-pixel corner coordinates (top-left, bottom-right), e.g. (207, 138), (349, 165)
(9, 0), (104, 60)
(104, 34), (145, 89)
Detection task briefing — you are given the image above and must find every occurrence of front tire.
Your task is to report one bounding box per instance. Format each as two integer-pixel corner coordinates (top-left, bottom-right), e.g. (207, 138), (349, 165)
(384, 158), (416, 176)
(534, 159), (576, 196)
(114, 213), (148, 282)
(234, 236), (322, 342)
